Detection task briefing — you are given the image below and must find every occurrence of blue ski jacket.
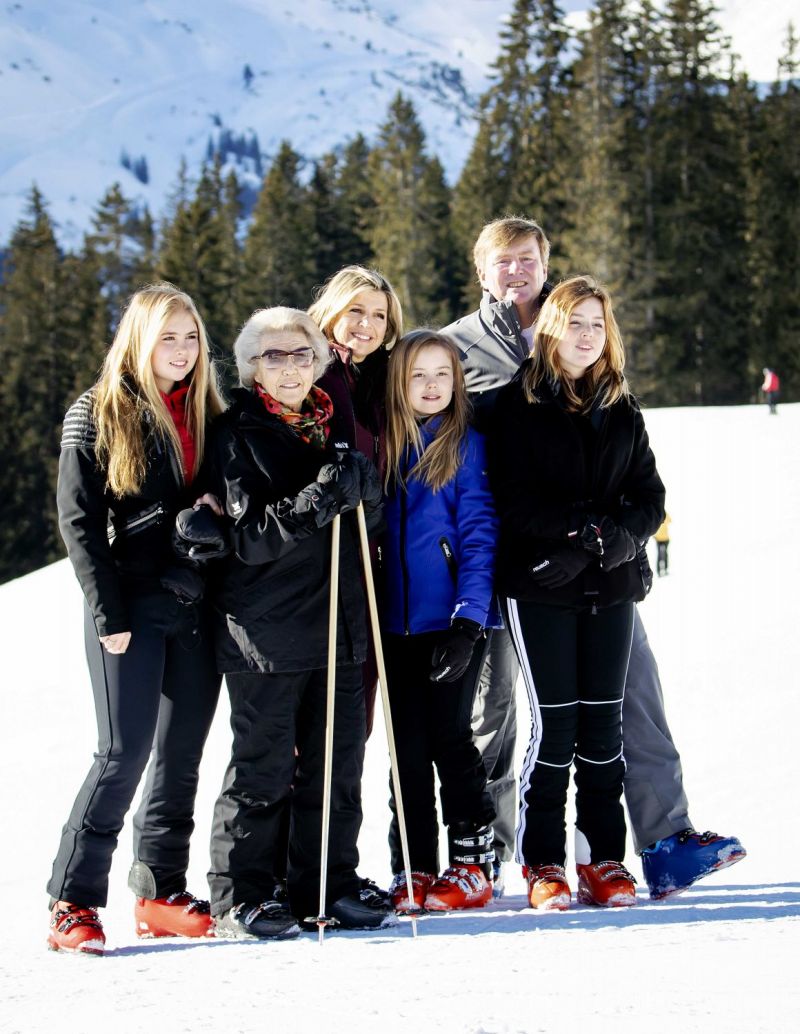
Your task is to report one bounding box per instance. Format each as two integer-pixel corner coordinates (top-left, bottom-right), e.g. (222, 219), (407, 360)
(382, 421), (500, 635)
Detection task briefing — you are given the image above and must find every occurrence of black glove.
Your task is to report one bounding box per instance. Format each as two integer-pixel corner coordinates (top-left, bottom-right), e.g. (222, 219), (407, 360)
(316, 453), (363, 514)
(529, 547), (592, 588)
(173, 505), (230, 561)
(160, 563), (205, 603)
(581, 516), (638, 571)
(347, 450), (383, 511)
(430, 618), (483, 683)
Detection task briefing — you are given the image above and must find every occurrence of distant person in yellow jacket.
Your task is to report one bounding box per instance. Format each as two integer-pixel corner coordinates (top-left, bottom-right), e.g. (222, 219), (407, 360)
(654, 514), (671, 577)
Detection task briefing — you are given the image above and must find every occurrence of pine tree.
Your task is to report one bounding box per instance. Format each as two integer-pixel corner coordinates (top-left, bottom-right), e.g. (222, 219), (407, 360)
(365, 93), (456, 324)
(240, 141), (317, 315)
(334, 134), (375, 268)
(308, 138), (377, 290)
(0, 188), (66, 581)
(649, 0), (752, 403)
(505, 0), (570, 233)
(309, 153), (347, 288)
(80, 183), (157, 387)
(452, 0), (570, 308)
(748, 23), (800, 401)
(615, 0), (669, 395)
(559, 0), (635, 287)
(158, 157), (241, 369)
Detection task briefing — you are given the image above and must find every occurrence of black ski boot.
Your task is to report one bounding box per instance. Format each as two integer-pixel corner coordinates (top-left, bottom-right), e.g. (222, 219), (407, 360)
(328, 887), (398, 930)
(214, 900), (300, 940)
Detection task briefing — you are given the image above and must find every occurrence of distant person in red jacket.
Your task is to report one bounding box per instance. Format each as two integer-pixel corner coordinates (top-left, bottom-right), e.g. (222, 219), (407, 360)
(761, 368), (780, 414)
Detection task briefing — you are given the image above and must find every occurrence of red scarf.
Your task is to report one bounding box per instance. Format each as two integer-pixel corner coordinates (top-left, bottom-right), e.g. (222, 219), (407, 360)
(255, 382), (333, 448)
(161, 384), (196, 482)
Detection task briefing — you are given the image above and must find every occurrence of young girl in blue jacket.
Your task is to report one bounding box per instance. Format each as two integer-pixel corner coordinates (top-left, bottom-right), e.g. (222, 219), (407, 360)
(382, 330), (499, 913)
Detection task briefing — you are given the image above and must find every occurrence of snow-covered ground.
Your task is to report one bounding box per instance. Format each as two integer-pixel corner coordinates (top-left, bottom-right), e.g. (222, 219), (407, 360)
(1, 401), (798, 1033)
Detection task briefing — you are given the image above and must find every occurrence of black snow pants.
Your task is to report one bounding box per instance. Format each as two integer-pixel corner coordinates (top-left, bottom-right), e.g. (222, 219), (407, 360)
(505, 599), (634, 867)
(208, 664), (366, 922)
(386, 630), (495, 875)
(47, 593), (221, 907)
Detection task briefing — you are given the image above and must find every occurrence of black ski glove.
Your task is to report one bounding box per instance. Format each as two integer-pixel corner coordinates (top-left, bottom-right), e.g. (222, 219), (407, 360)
(581, 516), (638, 571)
(160, 563), (205, 603)
(430, 618), (483, 683)
(529, 547), (592, 588)
(316, 453), (363, 514)
(347, 450), (383, 511)
(173, 505), (231, 561)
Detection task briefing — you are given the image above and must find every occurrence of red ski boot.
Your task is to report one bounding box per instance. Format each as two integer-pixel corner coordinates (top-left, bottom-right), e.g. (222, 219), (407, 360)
(389, 872), (435, 913)
(424, 865), (492, 911)
(524, 864), (571, 911)
(577, 861), (637, 907)
(47, 902), (105, 956)
(135, 891), (214, 938)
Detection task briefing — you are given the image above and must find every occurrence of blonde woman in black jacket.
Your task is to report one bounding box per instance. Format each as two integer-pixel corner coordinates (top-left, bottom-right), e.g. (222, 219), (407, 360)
(488, 276), (665, 911)
(47, 284), (225, 954)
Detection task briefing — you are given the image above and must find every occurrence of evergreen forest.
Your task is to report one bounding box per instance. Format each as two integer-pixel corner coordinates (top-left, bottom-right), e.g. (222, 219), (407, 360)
(1, 0), (798, 583)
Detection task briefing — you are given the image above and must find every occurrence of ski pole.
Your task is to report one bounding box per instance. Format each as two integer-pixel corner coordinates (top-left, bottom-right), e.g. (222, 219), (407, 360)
(356, 502), (420, 937)
(313, 513), (341, 945)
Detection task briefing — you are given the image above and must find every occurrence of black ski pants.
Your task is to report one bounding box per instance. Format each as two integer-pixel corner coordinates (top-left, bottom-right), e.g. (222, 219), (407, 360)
(47, 594), (221, 907)
(208, 664), (365, 921)
(386, 631), (495, 875)
(505, 599), (634, 867)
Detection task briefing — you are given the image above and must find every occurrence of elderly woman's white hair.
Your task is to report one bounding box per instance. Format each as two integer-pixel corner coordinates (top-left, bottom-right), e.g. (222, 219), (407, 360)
(234, 306), (332, 388)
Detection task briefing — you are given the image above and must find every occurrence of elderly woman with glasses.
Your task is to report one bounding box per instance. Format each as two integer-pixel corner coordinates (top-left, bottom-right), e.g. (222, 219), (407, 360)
(197, 306), (393, 938)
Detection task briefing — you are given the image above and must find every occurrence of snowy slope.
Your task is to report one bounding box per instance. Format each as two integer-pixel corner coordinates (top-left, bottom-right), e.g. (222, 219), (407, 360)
(0, 0), (508, 245)
(1, 0), (796, 246)
(1, 401), (799, 1033)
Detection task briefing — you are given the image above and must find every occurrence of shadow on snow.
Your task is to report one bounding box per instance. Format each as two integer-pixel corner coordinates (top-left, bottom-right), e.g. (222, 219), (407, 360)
(102, 882), (800, 954)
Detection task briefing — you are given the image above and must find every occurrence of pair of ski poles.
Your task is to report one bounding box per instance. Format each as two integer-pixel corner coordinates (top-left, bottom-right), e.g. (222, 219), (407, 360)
(313, 503), (419, 944)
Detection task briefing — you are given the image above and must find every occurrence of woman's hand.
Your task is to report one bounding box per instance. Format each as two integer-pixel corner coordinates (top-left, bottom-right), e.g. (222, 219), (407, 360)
(99, 631), (131, 654)
(193, 492), (224, 516)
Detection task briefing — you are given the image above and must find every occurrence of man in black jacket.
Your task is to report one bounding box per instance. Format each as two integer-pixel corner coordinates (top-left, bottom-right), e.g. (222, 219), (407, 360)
(443, 216), (745, 900)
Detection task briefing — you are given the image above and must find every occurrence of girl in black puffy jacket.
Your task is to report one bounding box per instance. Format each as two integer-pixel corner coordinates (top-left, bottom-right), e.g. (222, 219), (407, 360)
(46, 284), (225, 955)
(489, 276), (665, 912)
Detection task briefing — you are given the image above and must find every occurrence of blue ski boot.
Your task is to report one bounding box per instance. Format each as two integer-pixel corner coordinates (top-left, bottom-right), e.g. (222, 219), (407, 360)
(642, 829), (746, 900)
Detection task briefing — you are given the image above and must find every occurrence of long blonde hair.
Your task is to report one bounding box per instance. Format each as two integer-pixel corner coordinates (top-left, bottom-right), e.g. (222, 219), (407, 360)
(385, 330), (471, 493)
(94, 283), (225, 496)
(308, 265), (403, 350)
(523, 275), (629, 412)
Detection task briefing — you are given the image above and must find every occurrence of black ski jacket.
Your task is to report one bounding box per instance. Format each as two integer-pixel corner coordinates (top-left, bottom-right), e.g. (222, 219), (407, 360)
(57, 389), (195, 636)
(488, 366), (665, 608)
(205, 388), (375, 674)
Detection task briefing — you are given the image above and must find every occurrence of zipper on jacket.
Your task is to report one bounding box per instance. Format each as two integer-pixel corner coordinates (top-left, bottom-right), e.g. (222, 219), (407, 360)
(107, 502), (166, 544)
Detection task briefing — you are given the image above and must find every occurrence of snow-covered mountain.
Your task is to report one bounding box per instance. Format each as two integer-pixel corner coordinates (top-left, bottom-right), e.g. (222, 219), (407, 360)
(1, 0), (795, 248)
(2, 402), (799, 1032)
(0, 0), (511, 245)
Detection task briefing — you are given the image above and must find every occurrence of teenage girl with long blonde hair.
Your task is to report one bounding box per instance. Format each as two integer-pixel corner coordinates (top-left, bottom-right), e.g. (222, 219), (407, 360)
(46, 283), (225, 955)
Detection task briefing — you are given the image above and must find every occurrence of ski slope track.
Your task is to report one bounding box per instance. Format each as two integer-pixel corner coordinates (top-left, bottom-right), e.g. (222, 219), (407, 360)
(1, 402), (798, 1032)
